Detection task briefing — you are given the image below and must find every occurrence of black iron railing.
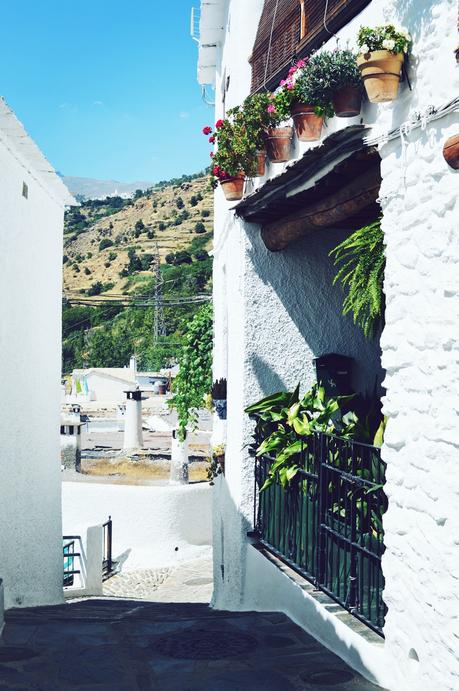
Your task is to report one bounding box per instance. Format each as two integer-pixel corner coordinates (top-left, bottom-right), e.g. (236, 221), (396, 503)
(253, 432), (387, 635)
(102, 516), (114, 579)
(63, 537), (81, 587)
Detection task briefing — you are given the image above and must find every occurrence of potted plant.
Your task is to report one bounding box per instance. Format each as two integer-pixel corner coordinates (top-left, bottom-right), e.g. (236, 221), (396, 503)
(207, 443), (226, 484)
(252, 88), (293, 163)
(356, 24), (411, 103)
(279, 56), (334, 142)
(230, 94), (275, 176)
(211, 378), (227, 420)
(327, 49), (363, 117)
(202, 118), (254, 201)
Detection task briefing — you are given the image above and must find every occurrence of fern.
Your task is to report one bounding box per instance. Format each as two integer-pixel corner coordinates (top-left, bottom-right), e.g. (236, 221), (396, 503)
(330, 220), (385, 339)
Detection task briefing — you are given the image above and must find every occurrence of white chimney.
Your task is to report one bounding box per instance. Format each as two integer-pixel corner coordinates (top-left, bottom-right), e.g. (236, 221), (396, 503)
(129, 355), (137, 373)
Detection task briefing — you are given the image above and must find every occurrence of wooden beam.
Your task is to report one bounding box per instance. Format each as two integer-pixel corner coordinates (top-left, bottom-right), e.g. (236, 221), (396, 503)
(261, 166), (381, 251)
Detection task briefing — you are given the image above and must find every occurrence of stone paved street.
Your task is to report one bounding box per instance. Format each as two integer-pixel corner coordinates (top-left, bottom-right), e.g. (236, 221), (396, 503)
(0, 599), (383, 690)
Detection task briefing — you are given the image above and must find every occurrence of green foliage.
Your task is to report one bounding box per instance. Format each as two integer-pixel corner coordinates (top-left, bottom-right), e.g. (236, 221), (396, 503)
(63, 255), (69, 264)
(201, 209), (210, 218)
(357, 24), (411, 54)
(290, 54), (335, 117)
(330, 220), (385, 339)
(135, 219), (145, 232)
(87, 281), (103, 296)
(99, 238), (114, 251)
(158, 221), (167, 231)
(168, 303), (213, 440)
(246, 384), (359, 489)
(175, 196), (185, 209)
(108, 251), (117, 261)
(189, 195), (199, 207)
(320, 49), (362, 91)
(84, 267), (91, 275)
(194, 222), (206, 234)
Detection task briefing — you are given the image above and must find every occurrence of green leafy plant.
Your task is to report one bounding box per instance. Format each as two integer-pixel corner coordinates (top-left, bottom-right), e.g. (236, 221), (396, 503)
(168, 303), (213, 441)
(245, 384), (359, 489)
(207, 443), (226, 485)
(231, 92), (284, 148)
(330, 220), (385, 339)
(357, 24), (411, 55)
(276, 56), (334, 118)
(325, 49), (362, 91)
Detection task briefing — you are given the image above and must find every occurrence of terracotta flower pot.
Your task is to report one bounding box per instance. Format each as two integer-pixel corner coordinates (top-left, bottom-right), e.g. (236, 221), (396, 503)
(443, 134), (459, 169)
(220, 175), (245, 201)
(291, 104), (324, 142)
(332, 86), (362, 117)
(254, 149), (266, 177)
(265, 127), (293, 162)
(356, 50), (404, 103)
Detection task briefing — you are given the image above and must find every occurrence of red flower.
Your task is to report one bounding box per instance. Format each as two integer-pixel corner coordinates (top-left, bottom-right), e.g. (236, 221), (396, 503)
(202, 126), (212, 135)
(212, 165), (220, 175)
(210, 152), (214, 158)
(215, 119), (224, 129)
(209, 135), (215, 144)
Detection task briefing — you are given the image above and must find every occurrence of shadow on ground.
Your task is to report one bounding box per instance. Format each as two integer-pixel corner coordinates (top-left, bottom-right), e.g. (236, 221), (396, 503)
(0, 599), (382, 690)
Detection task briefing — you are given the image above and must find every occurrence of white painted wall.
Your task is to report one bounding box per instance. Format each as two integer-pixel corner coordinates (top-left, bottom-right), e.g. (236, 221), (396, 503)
(62, 481), (212, 570)
(0, 117), (70, 609)
(205, 0), (459, 688)
(84, 372), (133, 402)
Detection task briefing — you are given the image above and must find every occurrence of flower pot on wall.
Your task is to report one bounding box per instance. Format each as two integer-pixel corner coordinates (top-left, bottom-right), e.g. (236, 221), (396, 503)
(356, 50), (404, 103)
(213, 399), (227, 420)
(254, 149), (266, 177)
(265, 127), (293, 162)
(220, 175), (245, 201)
(332, 86), (362, 117)
(443, 134), (459, 169)
(291, 104), (324, 142)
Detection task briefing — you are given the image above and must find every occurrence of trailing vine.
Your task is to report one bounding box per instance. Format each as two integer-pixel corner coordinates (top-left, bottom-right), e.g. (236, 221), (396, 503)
(168, 303), (213, 441)
(330, 220), (385, 339)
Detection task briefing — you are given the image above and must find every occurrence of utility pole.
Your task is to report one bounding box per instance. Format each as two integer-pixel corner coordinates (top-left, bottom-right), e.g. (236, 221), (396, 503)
(151, 242), (165, 344)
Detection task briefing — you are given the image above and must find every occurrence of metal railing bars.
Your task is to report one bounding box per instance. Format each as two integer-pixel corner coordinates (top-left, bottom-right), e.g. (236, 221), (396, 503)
(102, 516), (114, 578)
(252, 430), (387, 635)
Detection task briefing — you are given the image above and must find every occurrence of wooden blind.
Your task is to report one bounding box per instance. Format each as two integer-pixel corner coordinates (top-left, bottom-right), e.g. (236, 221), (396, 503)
(250, 0), (371, 93)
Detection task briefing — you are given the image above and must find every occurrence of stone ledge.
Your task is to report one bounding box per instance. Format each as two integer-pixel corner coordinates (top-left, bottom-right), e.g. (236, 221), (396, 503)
(252, 543), (384, 647)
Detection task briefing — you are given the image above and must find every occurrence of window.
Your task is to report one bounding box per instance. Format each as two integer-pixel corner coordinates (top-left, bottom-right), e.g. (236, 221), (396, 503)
(249, 0), (371, 93)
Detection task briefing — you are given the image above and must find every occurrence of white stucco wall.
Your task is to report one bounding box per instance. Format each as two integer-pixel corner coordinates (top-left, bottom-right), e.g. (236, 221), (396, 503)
(207, 0), (459, 689)
(0, 131), (66, 608)
(62, 481), (212, 570)
(84, 372), (132, 402)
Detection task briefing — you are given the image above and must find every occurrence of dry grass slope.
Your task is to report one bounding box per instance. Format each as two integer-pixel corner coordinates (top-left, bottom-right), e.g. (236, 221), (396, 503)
(63, 176), (213, 295)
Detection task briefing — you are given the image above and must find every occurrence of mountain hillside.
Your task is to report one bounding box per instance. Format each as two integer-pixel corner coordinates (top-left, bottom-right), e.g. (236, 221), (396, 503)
(62, 172), (213, 373)
(63, 174), (212, 296)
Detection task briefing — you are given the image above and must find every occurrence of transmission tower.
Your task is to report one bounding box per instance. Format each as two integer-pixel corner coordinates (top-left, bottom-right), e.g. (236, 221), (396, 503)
(151, 243), (166, 344)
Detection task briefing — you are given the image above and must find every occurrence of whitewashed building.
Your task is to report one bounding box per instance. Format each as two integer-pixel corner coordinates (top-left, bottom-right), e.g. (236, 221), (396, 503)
(196, 2), (458, 690)
(0, 98), (75, 612)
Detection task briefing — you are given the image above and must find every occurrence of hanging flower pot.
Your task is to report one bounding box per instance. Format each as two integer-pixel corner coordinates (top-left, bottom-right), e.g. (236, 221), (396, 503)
(213, 399), (227, 420)
(291, 105), (324, 142)
(254, 149), (267, 177)
(220, 174), (245, 201)
(265, 127), (293, 162)
(332, 86), (362, 117)
(443, 134), (459, 169)
(356, 50), (404, 103)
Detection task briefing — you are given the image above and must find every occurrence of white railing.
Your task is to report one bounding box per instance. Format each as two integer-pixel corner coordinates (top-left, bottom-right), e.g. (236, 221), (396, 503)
(190, 6), (200, 43)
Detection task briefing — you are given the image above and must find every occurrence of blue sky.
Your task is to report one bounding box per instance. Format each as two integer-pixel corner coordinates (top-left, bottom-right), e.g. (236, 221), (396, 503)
(0, 1), (212, 182)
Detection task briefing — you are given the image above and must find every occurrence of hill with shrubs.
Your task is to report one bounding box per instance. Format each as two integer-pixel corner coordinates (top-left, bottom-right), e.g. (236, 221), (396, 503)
(62, 172), (214, 373)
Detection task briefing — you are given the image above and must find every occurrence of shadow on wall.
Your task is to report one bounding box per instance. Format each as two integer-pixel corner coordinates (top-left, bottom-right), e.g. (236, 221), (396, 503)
(246, 225), (384, 397)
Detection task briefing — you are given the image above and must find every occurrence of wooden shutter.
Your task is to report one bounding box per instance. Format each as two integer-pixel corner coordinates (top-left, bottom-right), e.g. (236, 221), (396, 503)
(250, 0), (372, 93)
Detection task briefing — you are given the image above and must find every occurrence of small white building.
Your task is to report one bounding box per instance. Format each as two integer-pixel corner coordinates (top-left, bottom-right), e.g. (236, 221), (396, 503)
(71, 357), (170, 402)
(0, 98), (75, 610)
(196, 2), (458, 690)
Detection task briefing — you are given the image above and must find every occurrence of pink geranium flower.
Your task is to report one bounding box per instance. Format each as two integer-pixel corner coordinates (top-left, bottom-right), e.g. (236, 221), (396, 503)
(267, 104), (276, 113)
